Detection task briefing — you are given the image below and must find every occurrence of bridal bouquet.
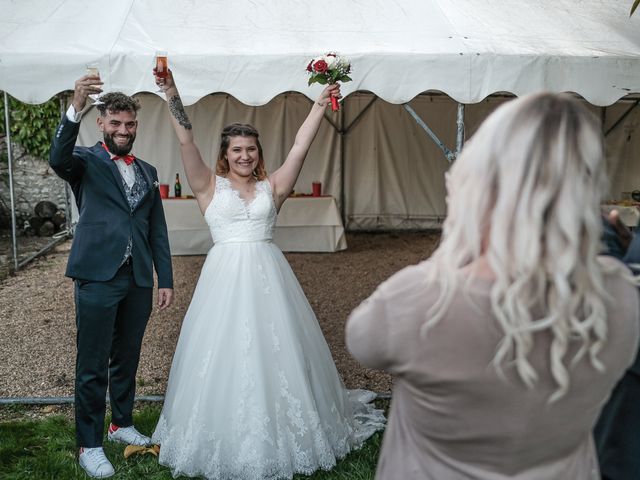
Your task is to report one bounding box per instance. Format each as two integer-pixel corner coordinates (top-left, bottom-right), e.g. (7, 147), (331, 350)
(306, 53), (352, 111)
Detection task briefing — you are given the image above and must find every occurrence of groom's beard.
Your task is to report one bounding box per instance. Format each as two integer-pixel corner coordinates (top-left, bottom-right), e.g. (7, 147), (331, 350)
(103, 132), (136, 156)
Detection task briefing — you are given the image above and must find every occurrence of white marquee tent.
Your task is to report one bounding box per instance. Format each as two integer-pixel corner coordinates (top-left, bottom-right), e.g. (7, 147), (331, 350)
(2, 0), (640, 238)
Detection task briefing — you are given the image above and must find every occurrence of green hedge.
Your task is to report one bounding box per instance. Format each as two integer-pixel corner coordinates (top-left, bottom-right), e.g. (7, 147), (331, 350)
(0, 94), (61, 160)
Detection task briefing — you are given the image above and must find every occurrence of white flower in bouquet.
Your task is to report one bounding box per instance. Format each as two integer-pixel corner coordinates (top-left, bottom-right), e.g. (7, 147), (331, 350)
(324, 54), (338, 69)
(337, 56), (350, 70)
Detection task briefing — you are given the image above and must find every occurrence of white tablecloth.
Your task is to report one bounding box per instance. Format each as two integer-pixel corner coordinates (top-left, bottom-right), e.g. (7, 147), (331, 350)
(162, 196), (347, 255)
(601, 204), (640, 228)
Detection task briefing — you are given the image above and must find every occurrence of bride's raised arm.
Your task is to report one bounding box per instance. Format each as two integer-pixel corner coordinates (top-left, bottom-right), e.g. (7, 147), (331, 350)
(154, 69), (215, 213)
(269, 84), (340, 210)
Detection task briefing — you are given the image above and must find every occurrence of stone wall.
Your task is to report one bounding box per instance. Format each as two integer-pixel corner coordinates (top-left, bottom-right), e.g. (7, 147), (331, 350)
(0, 142), (69, 230)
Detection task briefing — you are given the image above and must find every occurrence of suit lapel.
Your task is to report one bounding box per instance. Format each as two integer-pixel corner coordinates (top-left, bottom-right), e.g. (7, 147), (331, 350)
(92, 143), (129, 203)
(132, 159), (155, 211)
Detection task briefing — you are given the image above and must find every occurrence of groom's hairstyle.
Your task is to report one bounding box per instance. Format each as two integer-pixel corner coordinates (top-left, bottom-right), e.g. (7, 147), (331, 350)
(216, 123), (267, 181)
(96, 93), (141, 117)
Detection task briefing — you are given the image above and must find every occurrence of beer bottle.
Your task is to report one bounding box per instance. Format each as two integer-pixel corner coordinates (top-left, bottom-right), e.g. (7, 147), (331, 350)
(174, 173), (182, 198)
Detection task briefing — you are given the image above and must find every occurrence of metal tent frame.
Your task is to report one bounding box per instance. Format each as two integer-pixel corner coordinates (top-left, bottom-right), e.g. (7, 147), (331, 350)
(2, 92), (73, 273)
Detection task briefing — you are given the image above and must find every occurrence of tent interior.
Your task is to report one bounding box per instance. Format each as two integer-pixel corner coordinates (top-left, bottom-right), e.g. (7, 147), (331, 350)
(2, 0), (640, 251)
(75, 92), (640, 231)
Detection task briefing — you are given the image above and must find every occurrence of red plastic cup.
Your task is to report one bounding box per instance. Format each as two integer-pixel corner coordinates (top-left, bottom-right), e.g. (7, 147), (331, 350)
(312, 181), (322, 197)
(159, 184), (169, 198)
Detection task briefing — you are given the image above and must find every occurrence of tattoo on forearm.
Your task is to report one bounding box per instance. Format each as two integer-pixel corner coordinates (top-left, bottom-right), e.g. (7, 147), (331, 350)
(168, 95), (193, 130)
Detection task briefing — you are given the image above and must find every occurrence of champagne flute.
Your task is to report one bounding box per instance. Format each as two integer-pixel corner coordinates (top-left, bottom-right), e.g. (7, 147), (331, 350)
(155, 51), (168, 93)
(85, 63), (104, 105)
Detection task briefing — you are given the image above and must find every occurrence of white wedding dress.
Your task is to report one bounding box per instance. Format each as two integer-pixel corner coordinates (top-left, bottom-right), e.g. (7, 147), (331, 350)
(152, 176), (385, 480)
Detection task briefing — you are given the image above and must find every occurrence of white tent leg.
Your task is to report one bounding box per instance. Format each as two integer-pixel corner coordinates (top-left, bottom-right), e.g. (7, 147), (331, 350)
(403, 103), (456, 163)
(455, 103), (465, 156)
(16, 94), (72, 269)
(340, 96), (377, 228)
(4, 91), (18, 271)
(314, 102), (346, 225)
(59, 95), (74, 234)
(3, 93), (72, 272)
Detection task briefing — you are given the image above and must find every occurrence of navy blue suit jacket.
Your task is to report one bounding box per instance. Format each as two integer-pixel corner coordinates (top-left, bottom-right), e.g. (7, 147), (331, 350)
(49, 115), (173, 289)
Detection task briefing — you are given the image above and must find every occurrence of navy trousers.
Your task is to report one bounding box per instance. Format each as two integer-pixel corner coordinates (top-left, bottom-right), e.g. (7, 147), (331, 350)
(74, 260), (152, 448)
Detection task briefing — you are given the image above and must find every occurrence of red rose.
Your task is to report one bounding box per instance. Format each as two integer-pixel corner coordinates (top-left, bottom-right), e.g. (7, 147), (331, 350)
(314, 59), (328, 73)
(306, 60), (313, 72)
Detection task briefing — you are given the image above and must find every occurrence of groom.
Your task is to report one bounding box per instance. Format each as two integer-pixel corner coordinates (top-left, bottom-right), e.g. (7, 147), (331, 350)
(49, 73), (173, 478)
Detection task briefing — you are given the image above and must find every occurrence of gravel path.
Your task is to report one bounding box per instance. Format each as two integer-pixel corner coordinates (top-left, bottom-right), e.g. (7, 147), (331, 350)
(0, 232), (440, 400)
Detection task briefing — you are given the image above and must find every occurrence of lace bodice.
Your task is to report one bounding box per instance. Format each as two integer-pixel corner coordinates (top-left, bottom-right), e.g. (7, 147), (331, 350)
(204, 175), (277, 244)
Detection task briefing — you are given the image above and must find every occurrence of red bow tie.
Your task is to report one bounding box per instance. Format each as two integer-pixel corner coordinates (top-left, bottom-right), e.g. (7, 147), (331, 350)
(101, 143), (135, 165)
(113, 154), (135, 166)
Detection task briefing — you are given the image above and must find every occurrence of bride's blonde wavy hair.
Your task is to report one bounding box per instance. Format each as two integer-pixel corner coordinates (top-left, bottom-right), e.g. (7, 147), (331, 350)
(426, 93), (630, 402)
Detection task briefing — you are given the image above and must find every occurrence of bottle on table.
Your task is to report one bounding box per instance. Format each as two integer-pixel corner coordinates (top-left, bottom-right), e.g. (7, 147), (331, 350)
(174, 173), (182, 198)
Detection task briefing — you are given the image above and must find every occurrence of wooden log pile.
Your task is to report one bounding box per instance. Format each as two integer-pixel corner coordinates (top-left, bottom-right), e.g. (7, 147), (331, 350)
(24, 201), (66, 237)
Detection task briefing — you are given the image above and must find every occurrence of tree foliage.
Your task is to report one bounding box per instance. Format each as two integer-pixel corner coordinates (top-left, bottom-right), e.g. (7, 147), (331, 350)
(0, 93), (61, 160)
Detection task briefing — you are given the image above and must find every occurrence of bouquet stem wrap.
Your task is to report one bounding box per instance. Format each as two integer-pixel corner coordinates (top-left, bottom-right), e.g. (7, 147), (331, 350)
(330, 94), (339, 112)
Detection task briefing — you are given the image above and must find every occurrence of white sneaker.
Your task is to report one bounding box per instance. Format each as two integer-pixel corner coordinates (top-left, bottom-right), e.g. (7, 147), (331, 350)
(78, 447), (115, 478)
(107, 424), (151, 446)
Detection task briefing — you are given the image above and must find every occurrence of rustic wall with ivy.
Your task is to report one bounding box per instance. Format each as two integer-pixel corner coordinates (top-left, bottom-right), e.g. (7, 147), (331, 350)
(1, 94), (67, 229)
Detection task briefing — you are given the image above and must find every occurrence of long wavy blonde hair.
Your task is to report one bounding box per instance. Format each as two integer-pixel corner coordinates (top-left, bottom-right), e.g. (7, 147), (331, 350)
(426, 93), (629, 402)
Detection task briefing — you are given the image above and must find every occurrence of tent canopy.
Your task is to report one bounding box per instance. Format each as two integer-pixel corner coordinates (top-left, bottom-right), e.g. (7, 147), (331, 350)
(1, 0), (639, 106)
(2, 0), (640, 235)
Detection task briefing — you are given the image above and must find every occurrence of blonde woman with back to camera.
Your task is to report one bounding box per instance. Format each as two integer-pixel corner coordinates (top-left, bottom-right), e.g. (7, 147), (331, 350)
(347, 93), (640, 479)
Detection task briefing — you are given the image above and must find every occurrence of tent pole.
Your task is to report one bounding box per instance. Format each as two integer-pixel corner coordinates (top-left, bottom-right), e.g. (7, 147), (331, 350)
(403, 103), (455, 163)
(322, 109), (341, 134)
(59, 95), (73, 233)
(315, 97), (349, 226)
(4, 91), (19, 271)
(10, 93), (78, 270)
(337, 94), (377, 229)
(0, 390), (391, 405)
(17, 236), (68, 269)
(455, 103), (465, 158)
(343, 96), (377, 135)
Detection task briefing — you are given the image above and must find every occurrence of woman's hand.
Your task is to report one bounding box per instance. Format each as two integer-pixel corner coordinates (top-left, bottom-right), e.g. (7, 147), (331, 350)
(317, 84), (341, 107)
(153, 68), (176, 93)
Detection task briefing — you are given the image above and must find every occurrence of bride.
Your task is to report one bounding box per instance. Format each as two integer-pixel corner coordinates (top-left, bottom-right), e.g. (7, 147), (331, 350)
(151, 70), (385, 479)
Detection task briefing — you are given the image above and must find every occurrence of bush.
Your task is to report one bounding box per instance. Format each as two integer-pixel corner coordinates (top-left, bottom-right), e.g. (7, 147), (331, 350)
(0, 93), (61, 160)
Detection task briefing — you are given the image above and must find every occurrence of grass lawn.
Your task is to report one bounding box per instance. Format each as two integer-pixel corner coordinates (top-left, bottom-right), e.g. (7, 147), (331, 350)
(0, 403), (384, 480)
